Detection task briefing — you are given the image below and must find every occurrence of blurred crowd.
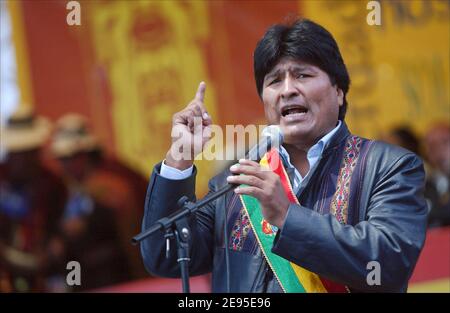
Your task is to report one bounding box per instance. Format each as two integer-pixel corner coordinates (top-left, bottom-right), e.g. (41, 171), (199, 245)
(0, 106), (449, 292)
(382, 124), (450, 228)
(0, 107), (148, 292)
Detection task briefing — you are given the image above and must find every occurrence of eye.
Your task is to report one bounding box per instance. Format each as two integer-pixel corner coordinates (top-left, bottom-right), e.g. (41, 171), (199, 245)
(268, 78), (281, 85)
(296, 73), (311, 79)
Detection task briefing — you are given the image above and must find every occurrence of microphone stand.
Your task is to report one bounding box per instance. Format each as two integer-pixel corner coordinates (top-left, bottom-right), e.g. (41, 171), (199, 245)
(131, 183), (237, 293)
(132, 129), (280, 293)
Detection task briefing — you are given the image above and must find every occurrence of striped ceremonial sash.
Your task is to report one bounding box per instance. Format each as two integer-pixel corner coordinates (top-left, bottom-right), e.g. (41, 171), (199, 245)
(239, 148), (349, 293)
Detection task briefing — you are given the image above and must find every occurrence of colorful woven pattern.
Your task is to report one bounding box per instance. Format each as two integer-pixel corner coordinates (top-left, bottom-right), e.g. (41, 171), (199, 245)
(230, 207), (251, 251)
(331, 136), (362, 224)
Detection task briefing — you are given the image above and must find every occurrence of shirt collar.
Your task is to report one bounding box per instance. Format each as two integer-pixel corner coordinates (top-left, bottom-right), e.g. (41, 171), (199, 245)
(278, 120), (342, 166)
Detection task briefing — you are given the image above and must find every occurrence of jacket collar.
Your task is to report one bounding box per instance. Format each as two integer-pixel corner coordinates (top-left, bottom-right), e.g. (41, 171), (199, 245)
(293, 121), (351, 195)
(322, 121), (351, 157)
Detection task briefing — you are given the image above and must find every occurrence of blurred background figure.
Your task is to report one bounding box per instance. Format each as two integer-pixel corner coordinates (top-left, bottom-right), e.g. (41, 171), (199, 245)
(0, 106), (67, 292)
(423, 123), (450, 228)
(382, 123), (450, 229)
(51, 113), (145, 291)
(382, 126), (422, 156)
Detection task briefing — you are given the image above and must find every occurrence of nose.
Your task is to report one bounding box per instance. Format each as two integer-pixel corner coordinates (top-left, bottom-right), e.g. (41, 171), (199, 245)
(280, 74), (298, 100)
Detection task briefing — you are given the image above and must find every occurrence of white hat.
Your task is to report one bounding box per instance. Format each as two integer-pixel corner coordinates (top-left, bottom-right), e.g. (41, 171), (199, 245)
(51, 113), (99, 158)
(0, 106), (51, 153)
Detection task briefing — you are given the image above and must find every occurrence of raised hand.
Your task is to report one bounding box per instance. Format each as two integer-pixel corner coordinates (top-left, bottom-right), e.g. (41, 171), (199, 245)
(165, 82), (213, 170)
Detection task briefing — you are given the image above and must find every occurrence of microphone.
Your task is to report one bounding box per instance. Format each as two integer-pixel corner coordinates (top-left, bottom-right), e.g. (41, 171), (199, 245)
(245, 125), (284, 162)
(224, 124), (283, 190)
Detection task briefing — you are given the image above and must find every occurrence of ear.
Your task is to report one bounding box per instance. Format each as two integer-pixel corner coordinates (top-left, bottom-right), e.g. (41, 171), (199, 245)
(336, 87), (344, 107)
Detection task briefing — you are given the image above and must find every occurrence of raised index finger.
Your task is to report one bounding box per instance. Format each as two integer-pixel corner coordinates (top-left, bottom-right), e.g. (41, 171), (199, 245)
(195, 81), (206, 103)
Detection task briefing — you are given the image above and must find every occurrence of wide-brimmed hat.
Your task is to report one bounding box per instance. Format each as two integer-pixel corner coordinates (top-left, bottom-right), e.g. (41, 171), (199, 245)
(51, 113), (99, 158)
(0, 106), (51, 153)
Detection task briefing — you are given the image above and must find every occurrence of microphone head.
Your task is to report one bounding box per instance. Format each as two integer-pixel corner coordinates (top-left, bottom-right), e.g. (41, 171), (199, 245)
(244, 125), (284, 161)
(262, 125), (284, 146)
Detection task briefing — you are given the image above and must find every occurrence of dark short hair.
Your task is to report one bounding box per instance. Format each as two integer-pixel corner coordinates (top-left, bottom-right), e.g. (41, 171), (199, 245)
(390, 126), (421, 156)
(253, 18), (350, 120)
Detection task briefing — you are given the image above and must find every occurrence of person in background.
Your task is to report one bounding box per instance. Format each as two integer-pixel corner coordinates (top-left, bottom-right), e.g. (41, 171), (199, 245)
(51, 113), (143, 290)
(381, 124), (450, 228)
(0, 106), (66, 292)
(423, 123), (450, 228)
(382, 126), (421, 156)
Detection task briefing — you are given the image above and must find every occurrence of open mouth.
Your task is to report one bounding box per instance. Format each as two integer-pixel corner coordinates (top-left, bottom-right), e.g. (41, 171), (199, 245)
(281, 105), (308, 117)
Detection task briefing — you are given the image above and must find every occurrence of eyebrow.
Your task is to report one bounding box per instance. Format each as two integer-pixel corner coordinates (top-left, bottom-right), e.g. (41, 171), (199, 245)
(264, 70), (281, 82)
(264, 65), (314, 82)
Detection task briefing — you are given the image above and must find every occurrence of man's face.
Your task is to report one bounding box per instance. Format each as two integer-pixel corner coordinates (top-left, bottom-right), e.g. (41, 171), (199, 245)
(261, 57), (343, 149)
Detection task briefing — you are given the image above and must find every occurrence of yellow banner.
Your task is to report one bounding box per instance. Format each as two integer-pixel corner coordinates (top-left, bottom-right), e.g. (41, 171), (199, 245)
(302, 0), (449, 138)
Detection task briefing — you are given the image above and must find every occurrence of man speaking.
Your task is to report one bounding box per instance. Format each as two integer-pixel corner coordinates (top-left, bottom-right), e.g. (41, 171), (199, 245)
(139, 18), (427, 292)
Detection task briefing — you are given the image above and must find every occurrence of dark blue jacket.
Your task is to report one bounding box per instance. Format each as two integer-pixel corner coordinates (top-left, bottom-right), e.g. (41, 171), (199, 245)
(140, 124), (428, 292)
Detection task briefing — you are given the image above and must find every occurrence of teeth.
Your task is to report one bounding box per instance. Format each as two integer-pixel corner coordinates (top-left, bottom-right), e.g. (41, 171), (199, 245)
(283, 108), (307, 116)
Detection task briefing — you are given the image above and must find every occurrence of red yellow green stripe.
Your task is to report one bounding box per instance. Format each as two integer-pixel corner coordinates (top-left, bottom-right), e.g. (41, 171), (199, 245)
(239, 148), (348, 292)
